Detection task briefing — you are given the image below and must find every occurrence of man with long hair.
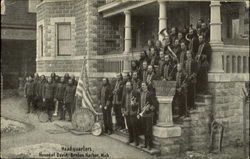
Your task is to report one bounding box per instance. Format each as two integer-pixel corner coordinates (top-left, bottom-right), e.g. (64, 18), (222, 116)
(122, 81), (140, 146)
(100, 78), (113, 134)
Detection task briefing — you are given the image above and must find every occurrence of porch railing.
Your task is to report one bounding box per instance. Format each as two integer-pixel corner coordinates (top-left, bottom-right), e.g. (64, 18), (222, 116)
(96, 45), (249, 74)
(222, 45), (249, 73)
(95, 52), (140, 73)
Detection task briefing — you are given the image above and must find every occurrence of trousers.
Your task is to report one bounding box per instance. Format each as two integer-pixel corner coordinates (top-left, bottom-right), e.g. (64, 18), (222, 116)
(113, 104), (125, 129)
(45, 98), (54, 120)
(142, 116), (153, 147)
(27, 95), (34, 113)
(64, 102), (73, 121)
(126, 115), (139, 143)
(102, 107), (113, 132)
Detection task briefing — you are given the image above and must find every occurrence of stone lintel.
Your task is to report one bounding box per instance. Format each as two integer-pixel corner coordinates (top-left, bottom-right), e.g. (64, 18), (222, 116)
(153, 126), (181, 138)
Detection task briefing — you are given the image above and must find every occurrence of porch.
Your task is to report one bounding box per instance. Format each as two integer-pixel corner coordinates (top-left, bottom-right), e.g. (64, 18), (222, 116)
(96, 0), (249, 76)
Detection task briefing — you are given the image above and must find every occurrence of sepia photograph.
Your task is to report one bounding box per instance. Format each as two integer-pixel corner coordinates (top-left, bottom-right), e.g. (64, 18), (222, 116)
(1, 0), (249, 158)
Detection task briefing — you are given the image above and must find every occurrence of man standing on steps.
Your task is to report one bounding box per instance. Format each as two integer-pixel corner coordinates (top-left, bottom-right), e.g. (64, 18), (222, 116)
(138, 82), (155, 150)
(122, 81), (140, 146)
(140, 61), (148, 82)
(174, 64), (188, 118)
(196, 35), (211, 94)
(112, 73), (124, 130)
(184, 50), (197, 111)
(42, 77), (56, 122)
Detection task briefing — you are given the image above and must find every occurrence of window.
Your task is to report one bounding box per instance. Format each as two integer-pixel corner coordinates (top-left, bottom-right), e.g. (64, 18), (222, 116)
(1, 0), (6, 15)
(39, 25), (44, 57)
(57, 23), (72, 56)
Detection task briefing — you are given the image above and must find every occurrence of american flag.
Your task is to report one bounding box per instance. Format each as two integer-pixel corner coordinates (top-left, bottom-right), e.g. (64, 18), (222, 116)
(76, 58), (99, 115)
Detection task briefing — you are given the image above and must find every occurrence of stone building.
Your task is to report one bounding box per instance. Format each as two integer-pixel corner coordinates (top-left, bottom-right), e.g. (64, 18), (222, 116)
(1, 0), (40, 89)
(35, 0), (249, 157)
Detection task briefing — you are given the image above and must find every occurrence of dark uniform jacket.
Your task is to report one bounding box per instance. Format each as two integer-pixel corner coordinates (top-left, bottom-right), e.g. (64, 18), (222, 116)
(170, 34), (178, 45)
(141, 69), (148, 82)
(100, 84), (112, 108)
(188, 36), (199, 57)
(37, 80), (46, 98)
(55, 83), (66, 101)
(179, 50), (187, 66)
(42, 82), (55, 99)
(33, 78), (40, 97)
(146, 72), (156, 85)
(163, 61), (174, 80)
(196, 42), (211, 70)
(122, 90), (140, 116)
(173, 45), (181, 60)
(158, 59), (165, 78)
(24, 81), (35, 96)
(64, 84), (76, 104)
(201, 28), (210, 42)
(139, 90), (155, 117)
(131, 78), (141, 92)
(184, 58), (197, 84)
(150, 54), (160, 66)
(112, 80), (123, 105)
(176, 71), (187, 94)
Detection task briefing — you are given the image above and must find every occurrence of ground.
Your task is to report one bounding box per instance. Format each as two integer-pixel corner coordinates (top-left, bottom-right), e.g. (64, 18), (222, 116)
(1, 95), (155, 159)
(1, 92), (248, 159)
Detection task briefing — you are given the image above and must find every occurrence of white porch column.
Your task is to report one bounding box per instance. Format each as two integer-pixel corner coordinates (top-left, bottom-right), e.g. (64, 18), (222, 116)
(123, 10), (132, 72)
(158, 0), (167, 41)
(210, 1), (222, 44)
(209, 1), (224, 73)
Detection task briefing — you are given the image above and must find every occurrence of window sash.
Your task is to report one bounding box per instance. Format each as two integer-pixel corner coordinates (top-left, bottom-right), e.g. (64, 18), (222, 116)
(57, 23), (72, 56)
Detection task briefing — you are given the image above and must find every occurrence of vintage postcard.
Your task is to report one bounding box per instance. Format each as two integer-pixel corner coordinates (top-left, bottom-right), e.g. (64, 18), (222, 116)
(1, 0), (249, 158)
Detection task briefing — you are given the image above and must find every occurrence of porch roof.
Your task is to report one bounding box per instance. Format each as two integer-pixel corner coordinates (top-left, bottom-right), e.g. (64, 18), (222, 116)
(98, 0), (247, 18)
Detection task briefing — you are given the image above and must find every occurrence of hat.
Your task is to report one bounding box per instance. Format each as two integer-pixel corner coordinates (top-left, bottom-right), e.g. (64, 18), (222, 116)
(159, 28), (169, 38)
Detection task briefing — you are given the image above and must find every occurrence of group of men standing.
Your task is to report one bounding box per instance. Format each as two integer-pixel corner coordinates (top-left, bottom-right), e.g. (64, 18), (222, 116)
(99, 19), (212, 149)
(24, 73), (77, 122)
(100, 76), (156, 150)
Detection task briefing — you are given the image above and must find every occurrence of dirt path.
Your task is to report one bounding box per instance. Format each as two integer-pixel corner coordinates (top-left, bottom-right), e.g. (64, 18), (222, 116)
(1, 97), (155, 159)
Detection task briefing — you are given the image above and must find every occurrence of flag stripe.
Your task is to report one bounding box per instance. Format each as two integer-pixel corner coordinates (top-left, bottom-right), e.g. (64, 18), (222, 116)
(75, 58), (99, 115)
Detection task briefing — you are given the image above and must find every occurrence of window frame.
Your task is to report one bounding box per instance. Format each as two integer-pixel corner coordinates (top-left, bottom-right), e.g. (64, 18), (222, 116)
(56, 22), (72, 56)
(39, 25), (44, 57)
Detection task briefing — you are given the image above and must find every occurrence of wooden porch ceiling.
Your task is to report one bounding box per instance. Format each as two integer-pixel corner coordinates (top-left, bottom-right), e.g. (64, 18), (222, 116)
(98, 0), (193, 18)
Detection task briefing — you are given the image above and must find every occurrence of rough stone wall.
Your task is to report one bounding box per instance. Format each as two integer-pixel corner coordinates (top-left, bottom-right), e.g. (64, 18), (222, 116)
(97, 12), (123, 55)
(180, 96), (212, 152)
(208, 81), (247, 148)
(36, 59), (83, 73)
(181, 82), (249, 152)
(1, 0), (36, 26)
(36, 0), (87, 73)
(75, 0), (89, 56)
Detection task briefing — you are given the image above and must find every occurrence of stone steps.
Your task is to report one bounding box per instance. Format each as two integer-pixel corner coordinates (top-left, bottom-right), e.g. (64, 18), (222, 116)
(105, 132), (161, 156)
(114, 130), (162, 149)
(195, 94), (212, 105)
